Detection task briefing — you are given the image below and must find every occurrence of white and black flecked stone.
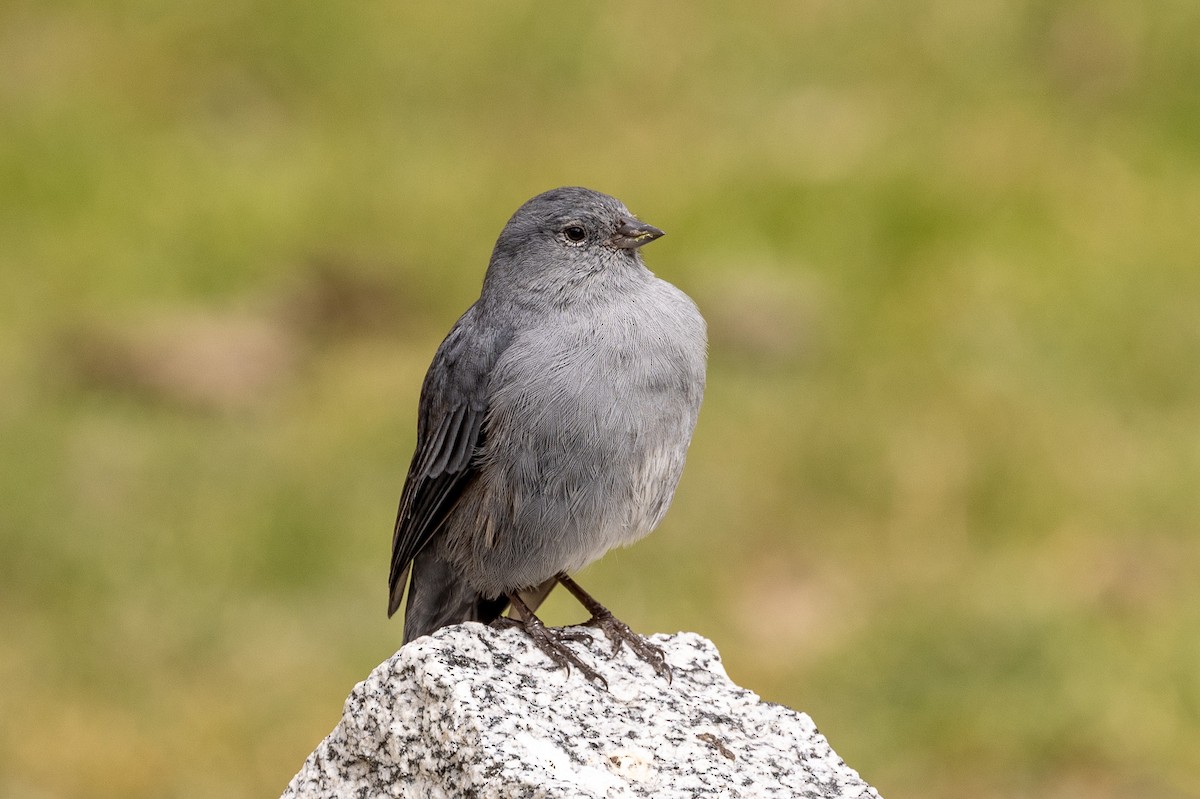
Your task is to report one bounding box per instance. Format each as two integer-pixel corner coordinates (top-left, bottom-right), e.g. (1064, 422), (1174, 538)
(281, 624), (883, 799)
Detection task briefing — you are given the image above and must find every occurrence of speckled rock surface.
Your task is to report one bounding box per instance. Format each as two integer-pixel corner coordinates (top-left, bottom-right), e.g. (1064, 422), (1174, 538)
(281, 624), (882, 798)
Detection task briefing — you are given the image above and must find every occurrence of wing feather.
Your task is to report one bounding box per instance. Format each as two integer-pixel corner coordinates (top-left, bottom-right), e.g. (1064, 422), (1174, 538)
(387, 307), (509, 617)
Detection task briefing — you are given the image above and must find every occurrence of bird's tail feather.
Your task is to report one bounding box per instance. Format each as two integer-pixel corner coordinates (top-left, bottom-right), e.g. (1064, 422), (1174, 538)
(402, 552), (509, 644)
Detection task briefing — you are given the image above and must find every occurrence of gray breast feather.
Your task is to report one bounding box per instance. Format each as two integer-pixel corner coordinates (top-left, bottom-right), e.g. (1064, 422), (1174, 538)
(438, 280), (706, 596)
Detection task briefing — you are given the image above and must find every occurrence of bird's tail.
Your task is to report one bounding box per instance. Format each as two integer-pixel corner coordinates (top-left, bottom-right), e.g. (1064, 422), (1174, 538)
(401, 552), (509, 644)
(399, 553), (563, 644)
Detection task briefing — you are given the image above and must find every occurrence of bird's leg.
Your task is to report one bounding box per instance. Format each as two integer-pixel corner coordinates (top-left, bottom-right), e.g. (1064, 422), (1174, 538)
(502, 592), (608, 689)
(556, 573), (672, 681)
(494, 593), (591, 642)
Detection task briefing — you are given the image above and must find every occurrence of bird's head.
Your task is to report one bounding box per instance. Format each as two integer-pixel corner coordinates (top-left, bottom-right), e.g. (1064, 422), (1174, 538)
(482, 187), (665, 305)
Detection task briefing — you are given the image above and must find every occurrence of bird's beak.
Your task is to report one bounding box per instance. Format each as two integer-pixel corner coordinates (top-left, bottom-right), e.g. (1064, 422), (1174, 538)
(611, 217), (665, 249)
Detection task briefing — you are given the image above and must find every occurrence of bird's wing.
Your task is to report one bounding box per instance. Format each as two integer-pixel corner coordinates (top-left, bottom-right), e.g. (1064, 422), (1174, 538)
(388, 306), (509, 617)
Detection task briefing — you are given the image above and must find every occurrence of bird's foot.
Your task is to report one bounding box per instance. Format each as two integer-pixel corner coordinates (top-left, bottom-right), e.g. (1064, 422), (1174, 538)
(499, 594), (607, 688)
(577, 609), (672, 682)
(519, 613), (608, 688)
(555, 573), (673, 682)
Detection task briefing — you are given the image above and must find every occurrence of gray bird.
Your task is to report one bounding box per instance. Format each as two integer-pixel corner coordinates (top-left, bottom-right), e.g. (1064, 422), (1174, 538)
(388, 187), (706, 684)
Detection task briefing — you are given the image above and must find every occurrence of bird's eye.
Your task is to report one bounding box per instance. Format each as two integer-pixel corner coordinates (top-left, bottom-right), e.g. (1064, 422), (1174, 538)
(563, 225), (586, 242)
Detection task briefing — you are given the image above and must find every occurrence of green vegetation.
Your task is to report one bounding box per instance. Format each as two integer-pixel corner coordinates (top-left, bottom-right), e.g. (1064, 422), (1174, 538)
(3, 2), (1199, 797)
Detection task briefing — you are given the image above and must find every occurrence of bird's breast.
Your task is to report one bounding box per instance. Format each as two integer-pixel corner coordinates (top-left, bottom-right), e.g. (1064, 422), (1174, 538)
(458, 287), (705, 588)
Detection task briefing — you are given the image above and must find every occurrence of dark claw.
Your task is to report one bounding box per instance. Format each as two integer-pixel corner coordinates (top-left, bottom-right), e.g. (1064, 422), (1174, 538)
(504, 592), (608, 688)
(551, 627), (596, 644)
(557, 573), (673, 682)
(522, 616), (608, 688)
(580, 609), (672, 682)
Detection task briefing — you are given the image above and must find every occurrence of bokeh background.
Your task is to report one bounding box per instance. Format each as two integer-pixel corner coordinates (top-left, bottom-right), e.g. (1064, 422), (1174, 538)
(3, 2), (1199, 797)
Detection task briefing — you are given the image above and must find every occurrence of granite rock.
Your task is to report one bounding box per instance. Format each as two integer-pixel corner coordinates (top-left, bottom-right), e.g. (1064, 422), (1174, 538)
(281, 623), (882, 798)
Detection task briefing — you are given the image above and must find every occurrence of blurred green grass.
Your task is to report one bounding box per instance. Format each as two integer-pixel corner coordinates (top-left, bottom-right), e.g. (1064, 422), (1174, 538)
(3, 2), (1200, 797)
